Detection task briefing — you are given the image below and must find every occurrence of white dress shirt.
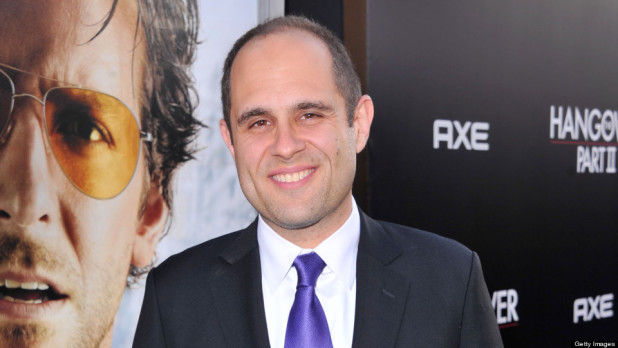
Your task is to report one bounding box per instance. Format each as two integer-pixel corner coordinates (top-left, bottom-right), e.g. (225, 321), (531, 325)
(258, 200), (360, 348)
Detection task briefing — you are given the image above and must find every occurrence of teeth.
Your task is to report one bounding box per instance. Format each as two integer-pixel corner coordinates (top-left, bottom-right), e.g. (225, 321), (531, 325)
(5, 279), (20, 289)
(2, 279), (50, 291)
(272, 169), (315, 183)
(21, 282), (38, 290)
(0, 279), (51, 304)
(1, 296), (42, 304)
(0, 292), (49, 303)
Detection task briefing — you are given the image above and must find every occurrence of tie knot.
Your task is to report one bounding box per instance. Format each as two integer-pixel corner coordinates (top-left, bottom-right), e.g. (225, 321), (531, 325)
(293, 252), (326, 288)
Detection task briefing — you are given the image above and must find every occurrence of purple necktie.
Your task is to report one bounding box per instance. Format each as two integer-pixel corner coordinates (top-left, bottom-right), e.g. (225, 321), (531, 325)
(284, 252), (333, 348)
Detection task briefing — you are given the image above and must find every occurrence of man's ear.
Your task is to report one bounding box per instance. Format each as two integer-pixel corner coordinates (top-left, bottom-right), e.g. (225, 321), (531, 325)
(132, 181), (169, 268)
(219, 118), (236, 159)
(353, 95), (374, 153)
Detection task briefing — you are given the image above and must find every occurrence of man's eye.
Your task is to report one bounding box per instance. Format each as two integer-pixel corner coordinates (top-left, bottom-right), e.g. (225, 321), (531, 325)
(300, 113), (318, 120)
(250, 119), (269, 128)
(64, 122), (103, 142)
(53, 112), (112, 146)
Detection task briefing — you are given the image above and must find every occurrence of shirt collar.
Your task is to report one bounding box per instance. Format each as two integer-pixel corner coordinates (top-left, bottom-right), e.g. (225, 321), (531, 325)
(258, 197), (360, 293)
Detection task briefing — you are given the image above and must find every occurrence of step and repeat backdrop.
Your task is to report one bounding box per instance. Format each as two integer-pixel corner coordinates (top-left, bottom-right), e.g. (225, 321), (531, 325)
(366, 0), (617, 345)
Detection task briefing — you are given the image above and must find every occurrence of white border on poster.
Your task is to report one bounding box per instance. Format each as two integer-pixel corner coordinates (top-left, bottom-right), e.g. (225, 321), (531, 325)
(258, 0), (285, 22)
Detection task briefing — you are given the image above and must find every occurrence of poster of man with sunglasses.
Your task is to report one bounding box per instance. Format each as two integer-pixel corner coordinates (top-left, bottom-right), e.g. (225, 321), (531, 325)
(0, 0), (201, 346)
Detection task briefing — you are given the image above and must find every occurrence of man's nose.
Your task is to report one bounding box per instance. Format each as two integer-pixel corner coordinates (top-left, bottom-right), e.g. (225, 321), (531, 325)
(270, 123), (305, 159)
(0, 101), (56, 226)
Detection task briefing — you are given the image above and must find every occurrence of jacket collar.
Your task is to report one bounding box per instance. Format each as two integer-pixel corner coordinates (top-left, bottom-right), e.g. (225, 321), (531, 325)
(210, 219), (271, 347)
(352, 212), (411, 347)
(210, 213), (412, 347)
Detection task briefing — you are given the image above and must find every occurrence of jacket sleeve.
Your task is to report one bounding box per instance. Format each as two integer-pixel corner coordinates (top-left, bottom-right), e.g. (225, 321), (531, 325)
(460, 252), (504, 348)
(133, 270), (167, 348)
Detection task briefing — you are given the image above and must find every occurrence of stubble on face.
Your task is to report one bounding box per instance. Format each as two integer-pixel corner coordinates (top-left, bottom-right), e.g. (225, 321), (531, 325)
(0, 232), (116, 348)
(0, 323), (44, 348)
(228, 31), (359, 248)
(0, 0), (149, 345)
(256, 145), (355, 232)
(0, 235), (59, 346)
(0, 234), (66, 269)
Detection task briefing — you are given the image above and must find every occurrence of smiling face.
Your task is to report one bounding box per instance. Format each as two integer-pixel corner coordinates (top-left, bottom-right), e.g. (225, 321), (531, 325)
(0, 1), (167, 347)
(220, 29), (373, 248)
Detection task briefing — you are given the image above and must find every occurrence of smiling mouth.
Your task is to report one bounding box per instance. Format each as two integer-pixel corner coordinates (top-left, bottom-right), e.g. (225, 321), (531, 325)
(0, 279), (66, 304)
(272, 169), (315, 183)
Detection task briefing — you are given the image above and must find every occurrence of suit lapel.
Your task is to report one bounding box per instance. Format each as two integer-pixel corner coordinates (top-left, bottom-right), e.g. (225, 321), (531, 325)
(352, 213), (410, 348)
(209, 220), (271, 347)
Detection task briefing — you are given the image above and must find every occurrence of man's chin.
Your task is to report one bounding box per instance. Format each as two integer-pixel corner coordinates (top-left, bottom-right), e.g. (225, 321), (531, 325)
(267, 213), (321, 231)
(0, 322), (49, 348)
(0, 320), (102, 348)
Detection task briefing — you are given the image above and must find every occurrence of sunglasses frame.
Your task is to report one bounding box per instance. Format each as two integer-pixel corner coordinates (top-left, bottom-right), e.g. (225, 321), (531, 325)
(0, 62), (153, 199)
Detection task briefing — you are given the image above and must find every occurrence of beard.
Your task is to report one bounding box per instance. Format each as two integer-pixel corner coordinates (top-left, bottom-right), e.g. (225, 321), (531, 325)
(0, 233), (118, 348)
(0, 323), (45, 348)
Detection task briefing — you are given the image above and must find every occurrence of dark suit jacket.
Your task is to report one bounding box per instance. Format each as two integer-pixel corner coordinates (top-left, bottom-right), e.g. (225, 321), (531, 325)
(133, 212), (503, 347)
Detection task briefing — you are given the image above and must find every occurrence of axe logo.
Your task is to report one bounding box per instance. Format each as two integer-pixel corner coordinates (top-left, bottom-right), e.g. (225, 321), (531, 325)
(573, 293), (614, 324)
(433, 119), (490, 151)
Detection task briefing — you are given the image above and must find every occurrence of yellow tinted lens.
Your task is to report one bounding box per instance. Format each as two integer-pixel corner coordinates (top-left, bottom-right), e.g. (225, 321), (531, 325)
(44, 88), (141, 199)
(0, 70), (14, 137)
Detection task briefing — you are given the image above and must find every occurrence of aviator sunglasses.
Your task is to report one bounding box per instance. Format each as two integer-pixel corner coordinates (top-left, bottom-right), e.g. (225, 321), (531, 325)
(0, 63), (152, 199)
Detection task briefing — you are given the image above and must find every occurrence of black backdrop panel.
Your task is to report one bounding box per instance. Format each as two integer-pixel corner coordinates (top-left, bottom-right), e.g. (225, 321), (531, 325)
(285, 0), (343, 39)
(367, 0), (617, 345)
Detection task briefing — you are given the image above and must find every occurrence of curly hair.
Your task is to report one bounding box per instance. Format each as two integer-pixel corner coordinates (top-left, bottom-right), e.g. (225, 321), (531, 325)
(137, 0), (201, 202)
(132, 0), (202, 282)
(92, 0), (202, 284)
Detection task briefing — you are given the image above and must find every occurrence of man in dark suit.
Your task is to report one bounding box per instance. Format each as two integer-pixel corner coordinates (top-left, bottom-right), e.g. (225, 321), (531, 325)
(134, 16), (503, 347)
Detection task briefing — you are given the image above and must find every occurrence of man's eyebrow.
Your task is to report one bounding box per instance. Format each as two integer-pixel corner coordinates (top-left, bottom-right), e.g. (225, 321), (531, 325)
(236, 102), (334, 125)
(237, 107), (268, 125)
(294, 101), (334, 113)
